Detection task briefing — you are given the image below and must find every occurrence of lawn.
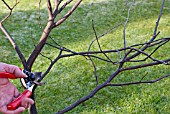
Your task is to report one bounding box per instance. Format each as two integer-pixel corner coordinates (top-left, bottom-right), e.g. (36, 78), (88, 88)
(0, 0), (170, 114)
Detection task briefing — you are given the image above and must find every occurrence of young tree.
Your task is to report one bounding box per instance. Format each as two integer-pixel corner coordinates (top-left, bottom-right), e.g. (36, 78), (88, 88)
(0, 0), (169, 114)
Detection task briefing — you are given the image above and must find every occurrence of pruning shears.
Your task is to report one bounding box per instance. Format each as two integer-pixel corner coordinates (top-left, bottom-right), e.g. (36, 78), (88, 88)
(0, 69), (42, 110)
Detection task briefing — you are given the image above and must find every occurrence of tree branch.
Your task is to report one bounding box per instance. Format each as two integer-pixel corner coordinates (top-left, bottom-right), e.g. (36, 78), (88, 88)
(55, 56), (170, 114)
(124, 0), (165, 61)
(106, 74), (170, 87)
(53, 0), (82, 28)
(0, 24), (27, 67)
(1, 0), (19, 23)
(27, 0), (82, 70)
(58, 0), (73, 14)
(47, 0), (53, 20)
(123, 1), (134, 52)
(40, 49), (63, 81)
(42, 36), (169, 79)
(88, 23), (122, 51)
(0, 1), (27, 68)
(27, 21), (54, 69)
(153, 0), (165, 37)
(122, 58), (170, 72)
(92, 20), (114, 64)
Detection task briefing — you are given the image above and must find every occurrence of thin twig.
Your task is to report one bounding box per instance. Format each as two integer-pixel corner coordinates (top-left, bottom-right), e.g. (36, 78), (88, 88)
(87, 56), (98, 85)
(1, 0), (19, 23)
(122, 58), (170, 71)
(41, 50), (63, 81)
(38, 0), (43, 29)
(47, 0), (53, 20)
(92, 20), (114, 64)
(88, 23), (122, 51)
(140, 72), (148, 82)
(58, 0), (73, 13)
(88, 0), (131, 51)
(106, 74), (170, 86)
(152, 0), (165, 37)
(126, 43), (169, 64)
(123, 1), (134, 53)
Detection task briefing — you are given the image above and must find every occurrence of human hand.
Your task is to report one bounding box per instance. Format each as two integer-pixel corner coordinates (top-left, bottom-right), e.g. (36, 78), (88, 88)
(0, 63), (34, 114)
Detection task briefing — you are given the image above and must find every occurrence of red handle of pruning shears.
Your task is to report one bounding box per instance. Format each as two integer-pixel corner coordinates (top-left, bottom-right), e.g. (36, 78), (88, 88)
(0, 72), (17, 79)
(0, 69), (33, 110)
(7, 89), (32, 110)
(0, 68), (23, 79)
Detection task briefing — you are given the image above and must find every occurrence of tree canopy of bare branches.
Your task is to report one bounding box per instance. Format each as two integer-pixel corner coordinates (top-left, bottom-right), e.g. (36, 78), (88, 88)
(0, 0), (170, 114)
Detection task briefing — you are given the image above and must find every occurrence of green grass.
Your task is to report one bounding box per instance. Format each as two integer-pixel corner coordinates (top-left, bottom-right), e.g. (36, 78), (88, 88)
(0, 0), (170, 114)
